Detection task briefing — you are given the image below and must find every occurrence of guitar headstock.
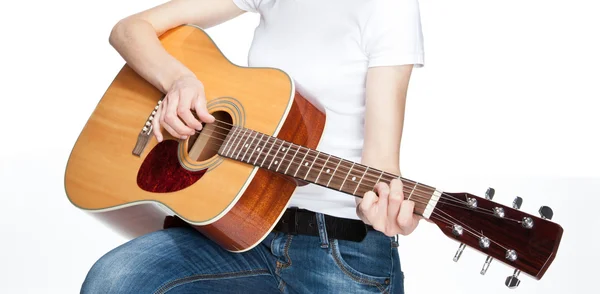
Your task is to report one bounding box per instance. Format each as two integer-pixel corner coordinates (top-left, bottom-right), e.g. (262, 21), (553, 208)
(429, 187), (563, 289)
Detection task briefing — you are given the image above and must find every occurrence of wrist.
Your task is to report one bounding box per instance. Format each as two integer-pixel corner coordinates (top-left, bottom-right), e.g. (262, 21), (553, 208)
(157, 66), (196, 93)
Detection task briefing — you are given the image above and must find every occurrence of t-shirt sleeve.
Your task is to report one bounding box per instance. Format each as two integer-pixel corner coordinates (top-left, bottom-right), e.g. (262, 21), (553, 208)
(363, 0), (425, 68)
(231, 0), (261, 13)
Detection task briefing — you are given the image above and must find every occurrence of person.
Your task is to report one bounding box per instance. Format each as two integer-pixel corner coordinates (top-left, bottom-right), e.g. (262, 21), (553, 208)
(81, 0), (426, 293)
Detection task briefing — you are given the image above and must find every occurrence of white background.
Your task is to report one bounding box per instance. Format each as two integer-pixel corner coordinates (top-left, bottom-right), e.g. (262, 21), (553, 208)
(1, 0), (599, 293)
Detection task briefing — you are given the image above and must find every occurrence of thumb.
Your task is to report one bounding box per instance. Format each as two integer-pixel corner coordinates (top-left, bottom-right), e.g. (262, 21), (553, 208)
(194, 94), (215, 123)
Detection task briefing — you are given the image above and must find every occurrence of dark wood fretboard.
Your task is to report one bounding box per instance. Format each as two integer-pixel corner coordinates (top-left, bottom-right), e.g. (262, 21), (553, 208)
(218, 126), (436, 215)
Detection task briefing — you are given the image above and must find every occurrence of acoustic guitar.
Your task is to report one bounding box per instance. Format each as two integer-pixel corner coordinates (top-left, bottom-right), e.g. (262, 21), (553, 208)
(64, 25), (563, 289)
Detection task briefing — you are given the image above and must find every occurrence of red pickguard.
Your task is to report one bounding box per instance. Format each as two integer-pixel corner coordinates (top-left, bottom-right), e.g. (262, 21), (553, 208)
(137, 140), (206, 192)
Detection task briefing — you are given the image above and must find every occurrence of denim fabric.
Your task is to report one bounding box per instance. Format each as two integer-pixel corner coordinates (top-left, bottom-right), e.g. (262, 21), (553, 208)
(81, 213), (404, 293)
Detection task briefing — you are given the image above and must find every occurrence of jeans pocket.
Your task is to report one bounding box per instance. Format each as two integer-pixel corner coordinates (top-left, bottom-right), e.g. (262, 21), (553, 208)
(330, 239), (391, 288)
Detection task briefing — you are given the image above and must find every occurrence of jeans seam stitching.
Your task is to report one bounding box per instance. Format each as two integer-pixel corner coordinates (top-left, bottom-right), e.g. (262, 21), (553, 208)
(278, 280), (286, 293)
(280, 235), (293, 269)
(331, 240), (386, 292)
(153, 268), (270, 294)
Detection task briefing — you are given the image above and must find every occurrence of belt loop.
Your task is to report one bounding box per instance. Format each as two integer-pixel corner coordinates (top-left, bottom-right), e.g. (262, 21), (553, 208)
(315, 213), (329, 248)
(392, 234), (399, 248)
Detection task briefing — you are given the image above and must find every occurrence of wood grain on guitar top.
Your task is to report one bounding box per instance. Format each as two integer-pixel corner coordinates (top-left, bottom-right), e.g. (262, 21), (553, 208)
(194, 92), (326, 251)
(64, 26), (305, 227)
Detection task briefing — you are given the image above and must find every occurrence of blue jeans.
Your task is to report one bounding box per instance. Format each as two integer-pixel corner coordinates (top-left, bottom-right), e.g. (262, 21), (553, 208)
(81, 213), (404, 293)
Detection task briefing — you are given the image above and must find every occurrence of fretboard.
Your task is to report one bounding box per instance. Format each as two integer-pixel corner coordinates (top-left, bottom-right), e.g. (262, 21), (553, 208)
(218, 126), (436, 215)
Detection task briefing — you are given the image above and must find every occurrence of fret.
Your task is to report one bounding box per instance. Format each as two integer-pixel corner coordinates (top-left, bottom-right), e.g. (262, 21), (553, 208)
(267, 138), (282, 169)
(327, 160), (348, 191)
(241, 131), (258, 162)
(276, 141), (292, 172)
(354, 167), (381, 196)
(218, 130), (439, 217)
(243, 132), (260, 164)
(293, 146), (311, 178)
(339, 163), (367, 195)
(284, 144), (301, 174)
(410, 183), (435, 216)
(260, 136), (276, 167)
(353, 167), (369, 195)
(224, 127), (241, 157)
(231, 128), (248, 159)
(326, 157), (344, 189)
(234, 128), (251, 160)
(252, 133), (266, 165)
(379, 172), (399, 185)
(314, 154), (331, 184)
(407, 181), (418, 201)
(304, 151), (320, 180)
(339, 162), (355, 191)
(374, 170), (384, 188)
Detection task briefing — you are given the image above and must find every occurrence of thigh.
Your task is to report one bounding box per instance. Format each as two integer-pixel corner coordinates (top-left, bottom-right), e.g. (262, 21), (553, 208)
(81, 227), (280, 294)
(277, 231), (403, 294)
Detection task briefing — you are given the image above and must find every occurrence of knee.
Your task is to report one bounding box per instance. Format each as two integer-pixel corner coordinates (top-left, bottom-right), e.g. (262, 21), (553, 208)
(80, 250), (133, 293)
(80, 228), (196, 293)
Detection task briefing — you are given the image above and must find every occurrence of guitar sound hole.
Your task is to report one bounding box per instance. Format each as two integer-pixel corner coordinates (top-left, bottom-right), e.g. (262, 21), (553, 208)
(186, 110), (233, 162)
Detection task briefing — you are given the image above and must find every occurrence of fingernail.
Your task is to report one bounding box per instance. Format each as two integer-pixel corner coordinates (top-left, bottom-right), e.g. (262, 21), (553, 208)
(181, 136), (187, 139)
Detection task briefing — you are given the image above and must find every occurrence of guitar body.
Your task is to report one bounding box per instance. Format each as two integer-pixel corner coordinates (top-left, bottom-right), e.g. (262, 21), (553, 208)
(64, 25), (326, 252)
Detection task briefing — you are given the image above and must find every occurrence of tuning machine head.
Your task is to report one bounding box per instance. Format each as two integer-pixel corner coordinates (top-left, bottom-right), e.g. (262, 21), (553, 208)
(539, 205), (553, 220)
(505, 269), (521, 289)
(512, 196), (523, 209)
(479, 188), (496, 275)
(453, 243), (466, 262)
(485, 187), (495, 200)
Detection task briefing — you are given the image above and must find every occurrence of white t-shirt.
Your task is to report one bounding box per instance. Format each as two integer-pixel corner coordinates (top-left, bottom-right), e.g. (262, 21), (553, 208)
(231, 0), (425, 220)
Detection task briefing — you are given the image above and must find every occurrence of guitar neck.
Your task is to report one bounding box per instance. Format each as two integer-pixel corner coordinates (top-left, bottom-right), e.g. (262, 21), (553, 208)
(217, 126), (439, 216)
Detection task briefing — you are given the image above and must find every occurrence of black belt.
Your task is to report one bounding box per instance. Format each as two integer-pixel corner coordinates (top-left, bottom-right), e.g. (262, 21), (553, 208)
(273, 208), (374, 242)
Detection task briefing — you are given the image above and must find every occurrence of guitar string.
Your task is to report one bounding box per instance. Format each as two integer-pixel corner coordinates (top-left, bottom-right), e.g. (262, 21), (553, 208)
(222, 127), (504, 215)
(191, 121), (459, 190)
(169, 121), (521, 222)
(428, 210), (511, 252)
(188, 121), (475, 198)
(184, 121), (463, 198)
(168, 126), (523, 225)
(178, 126), (480, 211)
(171, 123), (519, 220)
(154, 120), (517, 253)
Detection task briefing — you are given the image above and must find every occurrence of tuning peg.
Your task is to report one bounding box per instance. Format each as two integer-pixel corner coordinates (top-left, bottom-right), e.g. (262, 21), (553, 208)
(480, 256), (493, 275)
(512, 196), (523, 209)
(539, 206), (553, 220)
(480, 187), (496, 275)
(505, 269), (521, 289)
(485, 187), (495, 200)
(453, 243), (466, 262)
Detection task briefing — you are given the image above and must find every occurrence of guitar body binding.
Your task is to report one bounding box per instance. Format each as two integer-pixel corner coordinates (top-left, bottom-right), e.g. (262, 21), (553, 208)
(64, 25), (326, 252)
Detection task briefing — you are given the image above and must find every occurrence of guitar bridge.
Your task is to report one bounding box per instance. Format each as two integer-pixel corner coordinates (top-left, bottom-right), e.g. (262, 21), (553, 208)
(132, 99), (163, 156)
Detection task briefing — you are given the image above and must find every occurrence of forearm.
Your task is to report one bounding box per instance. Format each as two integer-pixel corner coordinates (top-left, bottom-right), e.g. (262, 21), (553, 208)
(360, 66), (412, 177)
(361, 151), (401, 177)
(107, 0), (245, 93)
(109, 19), (195, 94)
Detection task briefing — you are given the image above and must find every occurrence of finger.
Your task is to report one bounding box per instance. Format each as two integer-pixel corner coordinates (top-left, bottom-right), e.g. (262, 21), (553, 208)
(164, 92), (193, 138)
(177, 88), (204, 131)
(397, 200), (416, 233)
(375, 182), (390, 215)
(359, 191), (385, 227)
(160, 98), (181, 139)
(358, 190), (378, 224)
(387, 179), (404, 223)
(194, 92), (215, 124)
(152, 103), (163, 142)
